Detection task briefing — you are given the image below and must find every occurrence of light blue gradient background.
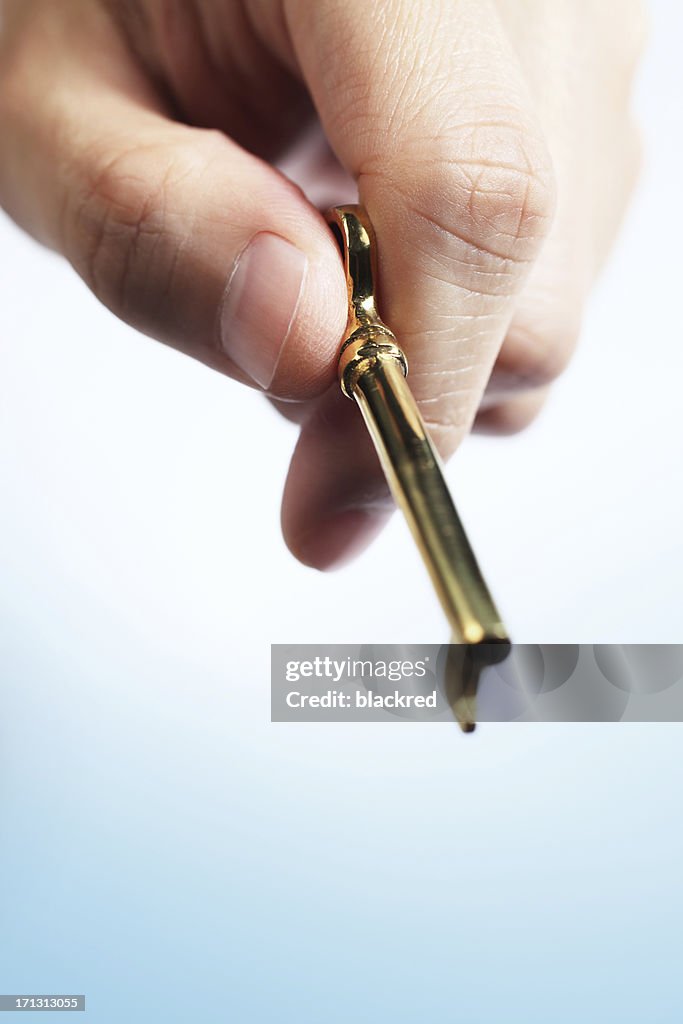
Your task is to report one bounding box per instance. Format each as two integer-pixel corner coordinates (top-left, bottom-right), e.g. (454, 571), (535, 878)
(2, 620), (682, 1022)
(1, 2), (682, 1020)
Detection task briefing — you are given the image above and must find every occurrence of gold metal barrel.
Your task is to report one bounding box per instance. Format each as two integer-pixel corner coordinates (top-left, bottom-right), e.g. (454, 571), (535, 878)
(327, 205), (509, 646)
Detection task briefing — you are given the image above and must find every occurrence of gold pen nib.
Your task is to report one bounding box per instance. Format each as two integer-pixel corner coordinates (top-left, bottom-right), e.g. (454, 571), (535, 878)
(327, 205), (511, 649)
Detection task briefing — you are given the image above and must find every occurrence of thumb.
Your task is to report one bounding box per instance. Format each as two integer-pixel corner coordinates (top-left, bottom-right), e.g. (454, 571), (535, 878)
(0, 5), (346, 400)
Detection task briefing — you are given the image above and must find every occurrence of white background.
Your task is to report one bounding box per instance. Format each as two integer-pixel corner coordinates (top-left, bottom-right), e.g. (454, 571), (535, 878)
(1, 10), (681, 650)
(0, 3), (682, 1022)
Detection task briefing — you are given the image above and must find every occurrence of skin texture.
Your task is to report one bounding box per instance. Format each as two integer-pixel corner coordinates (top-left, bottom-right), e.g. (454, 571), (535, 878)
(0, 0), (644, 568)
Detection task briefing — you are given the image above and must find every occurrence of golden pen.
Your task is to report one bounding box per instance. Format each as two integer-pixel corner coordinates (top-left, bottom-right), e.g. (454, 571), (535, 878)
(327, 205), (510, 648)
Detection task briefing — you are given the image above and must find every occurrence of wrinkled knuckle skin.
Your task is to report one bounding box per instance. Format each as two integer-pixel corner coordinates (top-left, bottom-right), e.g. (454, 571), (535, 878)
(61, 142), (189, 322)
(386, 122), (556, 267)
(458, 124), (556, 256)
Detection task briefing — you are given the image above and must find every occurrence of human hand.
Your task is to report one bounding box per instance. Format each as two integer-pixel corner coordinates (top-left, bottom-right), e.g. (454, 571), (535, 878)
(0, 0), (644, 568)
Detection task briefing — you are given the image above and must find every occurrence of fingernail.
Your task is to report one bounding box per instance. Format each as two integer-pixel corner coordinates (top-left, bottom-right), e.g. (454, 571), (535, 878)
(220, 232), (308, 389)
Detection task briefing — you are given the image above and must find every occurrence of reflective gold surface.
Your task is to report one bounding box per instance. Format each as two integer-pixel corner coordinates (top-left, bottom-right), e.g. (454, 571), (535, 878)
(326, 205), (510, 647)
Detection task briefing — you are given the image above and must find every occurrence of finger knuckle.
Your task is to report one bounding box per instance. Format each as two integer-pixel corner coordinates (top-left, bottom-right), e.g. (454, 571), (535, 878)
(498, 317), (580, 390)
(459, 124), (555, 254)
(385, 121), (556, 266)
(62, 136), (201, 320)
